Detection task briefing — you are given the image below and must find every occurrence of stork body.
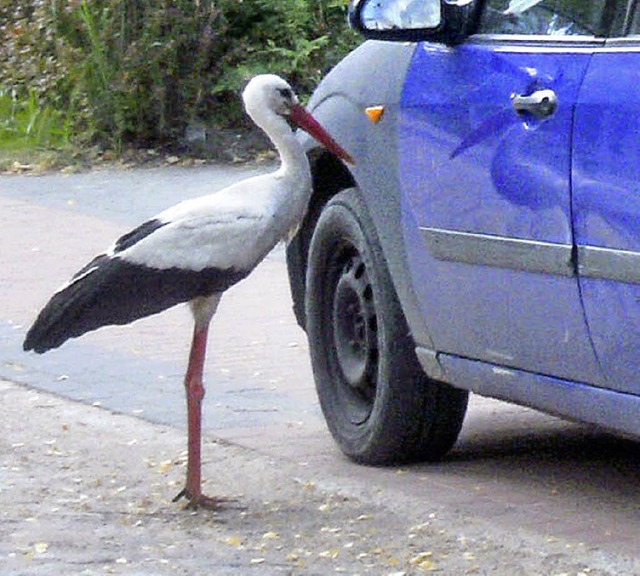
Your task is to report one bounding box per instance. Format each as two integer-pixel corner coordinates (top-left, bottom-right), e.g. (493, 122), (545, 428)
(23, 75), (352, 508)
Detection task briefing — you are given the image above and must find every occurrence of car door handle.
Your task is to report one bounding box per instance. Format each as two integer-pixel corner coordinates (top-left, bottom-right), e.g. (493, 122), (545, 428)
(512, 89), (557, 118)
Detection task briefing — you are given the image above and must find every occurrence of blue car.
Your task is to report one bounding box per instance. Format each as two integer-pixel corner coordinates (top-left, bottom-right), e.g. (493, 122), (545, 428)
(286, 0), (640, 464)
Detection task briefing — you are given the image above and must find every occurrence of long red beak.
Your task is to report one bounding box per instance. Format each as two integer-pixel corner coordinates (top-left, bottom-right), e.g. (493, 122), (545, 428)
(290, 104), (354, 165)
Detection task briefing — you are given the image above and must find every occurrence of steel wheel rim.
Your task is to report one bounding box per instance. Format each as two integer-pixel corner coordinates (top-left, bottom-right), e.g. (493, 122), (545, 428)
(330, 248), (379, 425)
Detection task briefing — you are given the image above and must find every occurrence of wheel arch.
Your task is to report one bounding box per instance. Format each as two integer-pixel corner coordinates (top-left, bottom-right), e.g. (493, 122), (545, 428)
(286, 40), (436, 353)
(287, 148), (356, 328)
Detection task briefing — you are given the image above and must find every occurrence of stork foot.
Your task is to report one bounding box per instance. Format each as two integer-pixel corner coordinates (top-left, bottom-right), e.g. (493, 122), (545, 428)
(173, 488), (239, 510)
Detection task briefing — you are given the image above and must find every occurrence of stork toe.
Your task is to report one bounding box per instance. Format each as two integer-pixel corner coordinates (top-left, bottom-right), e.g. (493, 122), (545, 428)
(173, 488), (240, 510)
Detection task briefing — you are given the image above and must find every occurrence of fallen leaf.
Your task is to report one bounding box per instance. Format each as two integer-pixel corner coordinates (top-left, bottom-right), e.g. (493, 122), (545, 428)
(410, 522), (431, 533)
(224, 536), (243, 548)
(410, 551), (438, 572)
(318, 549), (340, 559)
(410, 551), (433, 565)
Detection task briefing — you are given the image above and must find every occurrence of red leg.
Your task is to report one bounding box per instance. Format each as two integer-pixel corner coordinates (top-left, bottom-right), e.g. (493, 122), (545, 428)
(172, 323), (222, 509)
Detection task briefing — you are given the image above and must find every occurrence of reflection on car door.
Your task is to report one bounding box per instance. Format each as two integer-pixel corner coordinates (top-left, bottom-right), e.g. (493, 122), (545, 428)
(573, 38), (640, 394)
(398, 38), (603, 384)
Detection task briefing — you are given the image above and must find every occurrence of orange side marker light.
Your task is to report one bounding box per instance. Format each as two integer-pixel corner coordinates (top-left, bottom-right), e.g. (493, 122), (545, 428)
(365, 105), (385, 124)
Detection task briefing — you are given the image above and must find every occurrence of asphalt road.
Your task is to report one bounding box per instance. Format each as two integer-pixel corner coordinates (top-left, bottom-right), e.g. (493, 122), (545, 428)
(2, 164), (640, 574)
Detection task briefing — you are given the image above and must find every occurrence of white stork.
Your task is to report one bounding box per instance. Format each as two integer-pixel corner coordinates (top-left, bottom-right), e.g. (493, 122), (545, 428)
(23, 74), (353, 509)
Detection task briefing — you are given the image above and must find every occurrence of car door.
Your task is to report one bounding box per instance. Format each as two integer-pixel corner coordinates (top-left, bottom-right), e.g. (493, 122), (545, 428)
(398, 0), (611, 384)
(573, 3), (640, 394)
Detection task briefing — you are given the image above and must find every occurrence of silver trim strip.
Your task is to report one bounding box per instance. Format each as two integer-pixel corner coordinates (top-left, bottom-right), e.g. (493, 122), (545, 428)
(421, 227), (575, 277)
(471, 34), (605, 45)
(415, 347), (446, 381)
(469, 34), (605, 53)
(421, 227), (640, 285)
(469, 35), (640, 53)
(578, 245), (640, 284)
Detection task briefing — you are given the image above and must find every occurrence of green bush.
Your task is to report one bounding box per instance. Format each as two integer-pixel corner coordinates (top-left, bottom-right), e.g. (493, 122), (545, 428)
(0, 0), (359, 151)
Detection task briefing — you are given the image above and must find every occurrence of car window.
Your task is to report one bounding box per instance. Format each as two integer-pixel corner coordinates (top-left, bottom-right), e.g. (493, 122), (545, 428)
(629, 2), (640, 35)
(478, 0), (608, 37)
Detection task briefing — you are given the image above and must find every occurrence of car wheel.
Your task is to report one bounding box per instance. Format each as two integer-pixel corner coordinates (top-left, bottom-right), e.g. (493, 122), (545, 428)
(305, 188), (468, 464)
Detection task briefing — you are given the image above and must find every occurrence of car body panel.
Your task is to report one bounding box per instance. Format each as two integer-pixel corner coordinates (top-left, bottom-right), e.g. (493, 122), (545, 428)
(397, 40), (604, 384)
(573, 46), (640, 394)
(439, 352), (640, 437)
(297, 40), (438, 349)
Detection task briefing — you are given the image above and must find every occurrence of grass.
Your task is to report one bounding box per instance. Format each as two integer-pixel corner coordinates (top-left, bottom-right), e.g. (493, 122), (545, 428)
(0, 89), (72, 150)
(0, 89), (75, 172)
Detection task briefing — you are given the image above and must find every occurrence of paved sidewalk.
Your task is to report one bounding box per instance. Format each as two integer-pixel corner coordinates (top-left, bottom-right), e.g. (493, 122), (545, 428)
(2, 379), (631, 576)
(1, 378), (406, 575)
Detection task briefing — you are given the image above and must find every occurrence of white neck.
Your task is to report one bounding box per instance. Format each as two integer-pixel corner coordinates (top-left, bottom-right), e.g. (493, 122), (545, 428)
(256, 110), (313, 238)
(275, 128), (311, 182)
(258, 111), (310, 178)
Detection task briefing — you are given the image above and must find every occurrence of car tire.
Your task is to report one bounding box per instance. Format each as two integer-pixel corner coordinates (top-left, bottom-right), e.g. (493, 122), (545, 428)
(305, 188), (468, 465)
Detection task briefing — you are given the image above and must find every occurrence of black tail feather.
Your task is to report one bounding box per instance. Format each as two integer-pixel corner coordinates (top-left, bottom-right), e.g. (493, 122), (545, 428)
(23, 255), (247, 354)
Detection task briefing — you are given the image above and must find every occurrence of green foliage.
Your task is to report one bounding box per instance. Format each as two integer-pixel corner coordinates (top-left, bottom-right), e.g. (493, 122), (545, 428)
(0, 0), (360, 151)
(0, 88), (71, 151)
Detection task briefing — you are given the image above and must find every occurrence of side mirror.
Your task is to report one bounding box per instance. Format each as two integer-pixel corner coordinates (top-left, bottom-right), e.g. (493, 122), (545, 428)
(349, 0), (481, 45)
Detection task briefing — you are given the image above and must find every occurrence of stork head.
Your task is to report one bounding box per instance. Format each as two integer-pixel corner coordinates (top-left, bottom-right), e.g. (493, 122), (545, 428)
(243, 74), (300, 118)
(243, 74), (354, 165)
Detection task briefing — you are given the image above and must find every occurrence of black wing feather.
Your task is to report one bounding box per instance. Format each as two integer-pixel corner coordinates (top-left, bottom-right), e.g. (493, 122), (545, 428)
(113, 219), (166, 253)
(23, 254), (248, 354)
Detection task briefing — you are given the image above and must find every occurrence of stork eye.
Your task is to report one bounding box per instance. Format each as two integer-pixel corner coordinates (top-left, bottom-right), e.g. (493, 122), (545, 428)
(277, 87), (293, 100)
